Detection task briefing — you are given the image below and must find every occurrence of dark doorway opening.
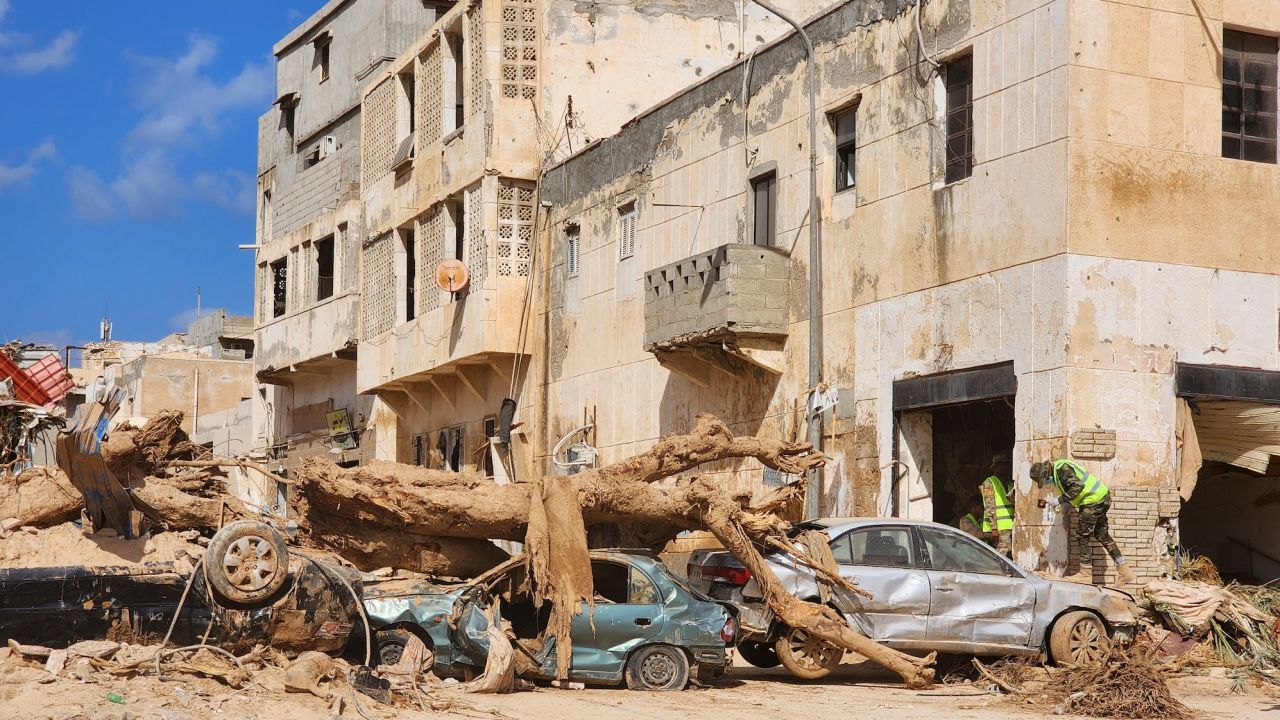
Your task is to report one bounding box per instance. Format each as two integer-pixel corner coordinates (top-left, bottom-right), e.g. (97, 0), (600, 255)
(929, 399), (1016, 527)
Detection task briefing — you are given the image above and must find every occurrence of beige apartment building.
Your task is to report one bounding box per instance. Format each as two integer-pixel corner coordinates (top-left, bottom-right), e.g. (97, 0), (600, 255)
(351, 0), (830, 469)
(539, 0), (1280, 585)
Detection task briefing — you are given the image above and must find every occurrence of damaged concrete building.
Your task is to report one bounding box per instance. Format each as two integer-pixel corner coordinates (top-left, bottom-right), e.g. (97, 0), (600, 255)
(538, 0), (1280, 586)
(250, 0), (1280, 586)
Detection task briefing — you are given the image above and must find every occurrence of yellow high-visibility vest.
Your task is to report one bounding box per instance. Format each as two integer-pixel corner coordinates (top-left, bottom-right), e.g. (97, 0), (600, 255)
(981, 475), (1015, 532)
(1051, 459), (1109, 507)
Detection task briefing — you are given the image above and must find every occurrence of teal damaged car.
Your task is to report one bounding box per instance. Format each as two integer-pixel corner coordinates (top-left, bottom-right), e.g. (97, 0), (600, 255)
(362, 551), (737, 690)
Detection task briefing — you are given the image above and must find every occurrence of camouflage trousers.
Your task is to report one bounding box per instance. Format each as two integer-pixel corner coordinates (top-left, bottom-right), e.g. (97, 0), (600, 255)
(995, 530), (1013, 559)
(1076, 497), (1123, 566)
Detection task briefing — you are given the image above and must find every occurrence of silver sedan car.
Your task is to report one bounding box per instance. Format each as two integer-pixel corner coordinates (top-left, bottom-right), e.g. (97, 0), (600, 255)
(687, 518), (1141, 679)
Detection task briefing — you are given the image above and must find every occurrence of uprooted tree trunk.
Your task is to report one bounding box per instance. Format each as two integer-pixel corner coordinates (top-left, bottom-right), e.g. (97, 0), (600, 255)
(283, 413), (935, 687)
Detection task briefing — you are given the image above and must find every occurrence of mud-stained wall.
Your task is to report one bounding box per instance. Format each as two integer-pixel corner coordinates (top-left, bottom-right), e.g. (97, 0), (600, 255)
(110, 355), (254, 436)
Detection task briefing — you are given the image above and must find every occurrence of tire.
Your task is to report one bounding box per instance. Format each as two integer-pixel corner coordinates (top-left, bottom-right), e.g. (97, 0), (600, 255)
(737, 640), (781, 669)
(775, 625), (843, 680)
(204, 520), (290, 607)
(1049, 610), (1109, 667)
(375, 628), (415, 667)
(624, 645), (691, 691)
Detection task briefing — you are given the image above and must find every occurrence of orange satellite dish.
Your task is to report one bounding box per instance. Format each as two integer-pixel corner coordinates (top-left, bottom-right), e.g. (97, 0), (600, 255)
(435, 259), (469, 292)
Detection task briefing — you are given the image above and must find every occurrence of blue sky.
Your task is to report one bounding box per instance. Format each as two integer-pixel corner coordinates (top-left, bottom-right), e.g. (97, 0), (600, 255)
(0, 1), (314, 352)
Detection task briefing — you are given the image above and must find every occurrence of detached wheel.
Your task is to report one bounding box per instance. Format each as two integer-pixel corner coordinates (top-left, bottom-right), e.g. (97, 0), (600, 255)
(1050, 610), (1109, 667)
(775, 626), (842, 680)
(625, 645), (690, 691)
(737, 640), (780, 668)
(205, 520), (289, 607)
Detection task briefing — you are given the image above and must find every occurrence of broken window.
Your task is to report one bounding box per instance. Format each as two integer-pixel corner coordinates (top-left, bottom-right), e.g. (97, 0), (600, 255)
(832, 106), (857, 192)
(315, 235), (335, 301)
(444, 29), (465, 133)
(270, 259), (288, 318)
(316, 35), (331, 82)
(1223, 30), (1278, 164)
(591, 560), (659, 604)
(566, 224), (580, 277)
(483, 417), (496, 478)
(944, 55), (974, 183)
(617, 202), (637, 260)
(751, 171), (776, 247)
(438, 425), (464, 471)
(402, 228), (417, 322)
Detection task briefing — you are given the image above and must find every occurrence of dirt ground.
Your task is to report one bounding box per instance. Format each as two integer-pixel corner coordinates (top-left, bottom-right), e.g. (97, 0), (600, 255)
(3, 653), (1274, 720)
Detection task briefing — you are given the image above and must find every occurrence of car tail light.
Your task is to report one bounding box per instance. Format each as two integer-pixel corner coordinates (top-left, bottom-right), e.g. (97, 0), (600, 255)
(703, 566), (752, 586)
(720, 616), (737, 643)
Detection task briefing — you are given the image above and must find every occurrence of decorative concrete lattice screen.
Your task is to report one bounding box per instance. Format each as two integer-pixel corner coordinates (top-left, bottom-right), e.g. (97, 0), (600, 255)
(340, 224), (357, 292)
(497, 179), (534, 277)
(362, 77), (397, 188)
(418, 205), (444, 315)
(466, 184), (487, 287)
(467, 4), (485, 118)
(257, 263), (268, 323)
(288, 247), (300, 313)
(418, 41), (442, 152)
(501, 0), (537, 100)
(303, 242), (316, 305)
(362, 234), (396, 339)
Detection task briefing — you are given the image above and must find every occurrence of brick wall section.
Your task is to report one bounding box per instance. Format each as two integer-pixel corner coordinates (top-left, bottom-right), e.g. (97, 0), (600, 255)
(274, 144), (358, 236)
(1071, 428), (1117, 460)
(642, 243), (790, 348)
(1067, 486), (1178, 588)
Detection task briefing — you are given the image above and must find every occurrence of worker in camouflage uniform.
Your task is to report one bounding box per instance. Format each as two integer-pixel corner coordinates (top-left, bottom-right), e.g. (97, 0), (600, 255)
(958, 496), (985, 540)
(1030, 459), (1136, 585)
(979, 453), (1015, 558)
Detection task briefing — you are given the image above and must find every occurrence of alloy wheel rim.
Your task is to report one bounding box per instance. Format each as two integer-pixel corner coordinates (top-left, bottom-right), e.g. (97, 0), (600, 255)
(1069, 619), (1106, 664)
(789, 628), (840, 670)
(223, 535), (278, 592)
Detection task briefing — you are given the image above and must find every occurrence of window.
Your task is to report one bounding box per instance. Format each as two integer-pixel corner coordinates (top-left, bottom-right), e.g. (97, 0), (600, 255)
(270, 259), (288, 318)
(281, 104), (296, 144)
(412, 434), (425, 466)
(304, 145), (321, 168)
(438, 424), (464, 471)
(591, 561), (660, 604)
(1223, 30), (1278, 164)
(751, 172), (776, 246)
(617, 202), (637, 260)
(402, 228), (416, 321)
(832, 107), (857, 192)
(445, 30), (465, 132)
(918, 527), (1010, 575)
(483, 416), (496, 478)
(447, 197), (466, 263)
(835, 527), (914, 568)
(566, 224), (580, 277)
(315, 235), (334, 301)
(318, 39), (331, 82)
(944, 55), (974, 183)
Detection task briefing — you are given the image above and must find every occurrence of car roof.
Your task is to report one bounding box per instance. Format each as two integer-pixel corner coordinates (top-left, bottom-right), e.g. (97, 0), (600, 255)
(799, 517), (968, 535)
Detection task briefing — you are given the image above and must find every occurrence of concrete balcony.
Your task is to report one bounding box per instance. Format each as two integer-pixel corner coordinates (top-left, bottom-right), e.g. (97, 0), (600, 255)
(356, 276), (528, 407)
(256, 293), (360, 384)
(643, 243), (790, 382)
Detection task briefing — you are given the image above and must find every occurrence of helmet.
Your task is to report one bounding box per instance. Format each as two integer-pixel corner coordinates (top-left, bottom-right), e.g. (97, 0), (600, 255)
(989, 452), (1011, 469)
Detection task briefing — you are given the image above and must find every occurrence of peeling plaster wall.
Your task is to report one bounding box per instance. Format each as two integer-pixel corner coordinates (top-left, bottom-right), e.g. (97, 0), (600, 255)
(110, 356), (254, 436)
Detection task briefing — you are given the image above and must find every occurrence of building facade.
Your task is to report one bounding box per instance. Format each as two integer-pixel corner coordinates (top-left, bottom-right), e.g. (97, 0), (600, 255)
(252, 0), (446, 471)
(539, 0), (1280, 585)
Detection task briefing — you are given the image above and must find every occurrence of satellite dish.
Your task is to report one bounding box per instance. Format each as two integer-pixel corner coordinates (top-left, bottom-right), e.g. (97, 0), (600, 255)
(435, 259), (469, 292)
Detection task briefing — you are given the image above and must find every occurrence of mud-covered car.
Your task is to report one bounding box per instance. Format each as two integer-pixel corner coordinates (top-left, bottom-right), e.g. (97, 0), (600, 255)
(688, 518), (1141, 679)
(0, 521), (362, 653)
(363, 551), (737, 690)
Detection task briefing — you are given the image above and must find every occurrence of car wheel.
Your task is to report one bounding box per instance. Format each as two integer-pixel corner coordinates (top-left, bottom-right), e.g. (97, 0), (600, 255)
(625, 645), (691, 691)
(737, 640), (780, 669)
(375, 628), (414, 667)
(1049, 610), (1109, 666)
(775, 625), (842, 680)
(204, 520), (290, 607)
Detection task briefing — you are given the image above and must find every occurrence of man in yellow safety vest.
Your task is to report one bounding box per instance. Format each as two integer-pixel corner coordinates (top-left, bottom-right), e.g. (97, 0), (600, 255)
(979, 453), (1015, 558)
(958, 496), (986, 540)
(1030, 459), (1136, 585)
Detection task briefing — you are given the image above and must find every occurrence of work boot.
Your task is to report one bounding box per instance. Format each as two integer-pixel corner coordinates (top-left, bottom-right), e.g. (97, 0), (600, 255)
(1062, 567), (1094, 584)
(1116, 563), (1136, 585)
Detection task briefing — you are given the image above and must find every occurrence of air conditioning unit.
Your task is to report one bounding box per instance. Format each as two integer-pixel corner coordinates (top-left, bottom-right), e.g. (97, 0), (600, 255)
(319, 135), (337, 159)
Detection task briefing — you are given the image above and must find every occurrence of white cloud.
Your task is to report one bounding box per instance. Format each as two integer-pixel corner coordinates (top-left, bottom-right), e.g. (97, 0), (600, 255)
(169, 308), (198, 332)
(0, 3), (79, 74)
(0, 137), (56, 189)
(69, 35), (272, 222)
(22, 328), (74, 349)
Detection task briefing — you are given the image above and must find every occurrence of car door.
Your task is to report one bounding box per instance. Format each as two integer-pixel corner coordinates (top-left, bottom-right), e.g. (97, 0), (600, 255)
(566, 559), (665, 680)
(917, 526), (1036, 649)
(830, 526), (931, 641)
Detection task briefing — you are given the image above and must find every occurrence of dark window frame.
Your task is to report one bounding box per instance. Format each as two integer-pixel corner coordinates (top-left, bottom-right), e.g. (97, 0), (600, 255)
(270, 259), (288, 318)
(402, 228), (416, 322)
(944, 54), (974, 184)
(1223, 29), (1278, 164)
(315, 235), (335, 301)
(831, 106), (857, 192)
(750, 171), (777, 247)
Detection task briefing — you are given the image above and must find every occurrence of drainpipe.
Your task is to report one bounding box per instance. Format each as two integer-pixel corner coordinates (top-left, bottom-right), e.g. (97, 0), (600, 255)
(749, 1), (824, 519)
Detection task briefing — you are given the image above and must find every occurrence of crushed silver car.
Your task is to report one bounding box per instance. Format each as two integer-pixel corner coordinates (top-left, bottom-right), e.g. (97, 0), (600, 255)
(688, 518), (1140, 679)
